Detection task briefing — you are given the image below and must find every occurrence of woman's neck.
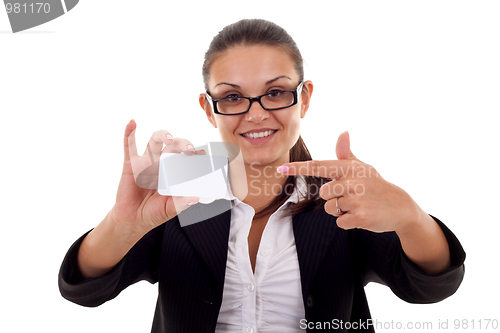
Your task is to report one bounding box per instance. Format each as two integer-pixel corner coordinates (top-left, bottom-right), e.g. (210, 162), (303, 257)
(229, 160), (288, 213)
(238, 163), (287, 212)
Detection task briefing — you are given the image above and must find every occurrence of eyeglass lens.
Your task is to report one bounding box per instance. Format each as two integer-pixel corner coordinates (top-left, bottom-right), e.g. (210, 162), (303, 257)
(217, 91), (295, 114)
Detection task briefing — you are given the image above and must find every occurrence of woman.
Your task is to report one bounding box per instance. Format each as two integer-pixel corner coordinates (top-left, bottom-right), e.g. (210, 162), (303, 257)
(59, 19), (465, 332)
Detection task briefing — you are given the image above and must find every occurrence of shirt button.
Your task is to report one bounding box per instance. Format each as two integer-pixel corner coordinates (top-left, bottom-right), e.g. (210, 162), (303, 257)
(261, 249), (270, 256)
(247, 284), (255, 291)
(307, 295), (314, 308)
(246, 327), (254, 333)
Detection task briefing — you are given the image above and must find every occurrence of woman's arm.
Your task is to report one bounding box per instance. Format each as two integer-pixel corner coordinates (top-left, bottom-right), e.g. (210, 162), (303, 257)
(395, 210), (451, 275)
(58, 220), (166, 307)
(77, 210), (149, 278)
(349, 215), (465, 304)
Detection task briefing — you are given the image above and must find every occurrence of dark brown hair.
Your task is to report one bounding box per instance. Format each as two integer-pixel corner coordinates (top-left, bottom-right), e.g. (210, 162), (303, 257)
(202, 19), (327, 218)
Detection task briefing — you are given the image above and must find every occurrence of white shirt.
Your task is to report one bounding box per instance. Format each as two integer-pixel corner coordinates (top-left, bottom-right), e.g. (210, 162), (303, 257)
(215, 177), (307, 333)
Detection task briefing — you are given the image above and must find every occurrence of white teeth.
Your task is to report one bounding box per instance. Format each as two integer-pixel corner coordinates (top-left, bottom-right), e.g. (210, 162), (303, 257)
(243, 130), (276, 138)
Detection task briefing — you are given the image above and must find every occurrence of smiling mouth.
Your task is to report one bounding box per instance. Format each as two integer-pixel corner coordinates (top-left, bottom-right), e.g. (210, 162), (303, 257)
(241, 130), (278, 139)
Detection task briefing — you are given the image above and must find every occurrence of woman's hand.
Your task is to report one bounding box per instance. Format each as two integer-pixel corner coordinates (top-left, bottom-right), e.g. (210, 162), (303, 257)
(279, 131), (424, 233)
(77, 120), (205, 279)
(111, 120), (205, 234)
(278, 131), (451, 275)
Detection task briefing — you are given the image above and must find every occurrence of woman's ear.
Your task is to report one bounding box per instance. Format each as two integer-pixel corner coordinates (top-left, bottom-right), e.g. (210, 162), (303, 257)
(199, 93), (217, 128)
(300, 80), (313, 118)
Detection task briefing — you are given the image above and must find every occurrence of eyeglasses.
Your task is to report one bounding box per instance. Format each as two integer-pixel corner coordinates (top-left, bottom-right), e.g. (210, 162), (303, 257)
(205, 81), (304, 115)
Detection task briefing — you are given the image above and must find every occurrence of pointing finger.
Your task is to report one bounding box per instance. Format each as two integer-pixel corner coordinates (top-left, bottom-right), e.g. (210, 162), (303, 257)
(277, 159), (362, 178)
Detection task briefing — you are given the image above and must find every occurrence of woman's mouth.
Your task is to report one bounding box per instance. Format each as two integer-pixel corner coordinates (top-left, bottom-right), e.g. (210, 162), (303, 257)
(240, 129), (278, 143)
(241, 130), (277, 138)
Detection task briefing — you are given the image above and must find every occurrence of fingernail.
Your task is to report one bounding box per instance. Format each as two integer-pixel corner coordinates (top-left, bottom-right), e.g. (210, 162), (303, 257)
(277, 165), (289, 174)
(187, 201), (198, 206)
(166, 134), (174, 141)
(187, 144), (195, 152)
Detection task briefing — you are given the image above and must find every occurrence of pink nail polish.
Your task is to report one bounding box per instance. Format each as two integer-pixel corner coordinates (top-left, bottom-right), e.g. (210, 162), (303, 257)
(277, 165), (289, 174)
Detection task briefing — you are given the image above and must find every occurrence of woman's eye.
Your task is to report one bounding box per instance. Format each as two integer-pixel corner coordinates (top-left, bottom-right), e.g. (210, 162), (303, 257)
(225, 94), (242, 101)
(267, 90), (283, 97)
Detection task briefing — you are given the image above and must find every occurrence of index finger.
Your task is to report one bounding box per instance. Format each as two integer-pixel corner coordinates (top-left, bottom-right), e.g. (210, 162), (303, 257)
(277, 159), (360, 178)
(124, 119), (138, 161)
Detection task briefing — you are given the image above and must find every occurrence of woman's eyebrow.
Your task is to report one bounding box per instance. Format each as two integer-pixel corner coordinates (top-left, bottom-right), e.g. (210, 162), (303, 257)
(214, 82), (240, 89)
(265, 75), (292, 85)
(212, 76), (292, 90)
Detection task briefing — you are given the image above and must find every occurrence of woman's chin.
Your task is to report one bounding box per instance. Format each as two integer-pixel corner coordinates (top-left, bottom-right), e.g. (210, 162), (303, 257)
(241, 151), (286, 168)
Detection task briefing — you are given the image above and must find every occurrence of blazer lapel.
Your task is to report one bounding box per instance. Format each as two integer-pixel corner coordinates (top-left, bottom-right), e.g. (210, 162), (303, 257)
(178, 199), (338, 297)
(180, 199), (232, 289)
(293, 206), (338, 299)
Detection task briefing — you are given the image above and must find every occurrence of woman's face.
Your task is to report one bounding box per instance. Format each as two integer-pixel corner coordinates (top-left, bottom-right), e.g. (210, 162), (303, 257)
(200, 45), (313, 167)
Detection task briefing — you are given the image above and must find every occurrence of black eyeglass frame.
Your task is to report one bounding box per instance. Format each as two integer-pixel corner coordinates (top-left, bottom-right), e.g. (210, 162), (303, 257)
(205, 81), (304, 116)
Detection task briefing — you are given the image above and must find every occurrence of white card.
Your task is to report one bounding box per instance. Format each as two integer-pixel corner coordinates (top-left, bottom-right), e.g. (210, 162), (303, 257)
(158, 153), (228, 199)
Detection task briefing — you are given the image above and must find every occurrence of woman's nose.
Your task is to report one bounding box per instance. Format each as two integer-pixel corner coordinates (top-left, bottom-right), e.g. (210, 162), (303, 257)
(245, 100), (269, 123)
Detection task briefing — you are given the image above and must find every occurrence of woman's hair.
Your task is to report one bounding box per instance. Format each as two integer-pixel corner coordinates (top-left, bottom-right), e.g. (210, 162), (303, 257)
(202, 19), (303, 92)
(203, 19), (327, 218)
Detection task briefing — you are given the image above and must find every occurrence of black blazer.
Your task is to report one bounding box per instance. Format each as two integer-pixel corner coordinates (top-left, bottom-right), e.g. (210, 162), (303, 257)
(59, 200), (465, 332)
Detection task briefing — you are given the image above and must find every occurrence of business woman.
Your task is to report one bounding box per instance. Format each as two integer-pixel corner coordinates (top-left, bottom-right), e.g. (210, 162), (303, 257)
(59, 19), (465, 332)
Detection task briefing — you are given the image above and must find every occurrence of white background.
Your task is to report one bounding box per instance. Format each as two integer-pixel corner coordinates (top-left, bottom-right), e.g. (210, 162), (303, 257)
(1, 1), (499, 332)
